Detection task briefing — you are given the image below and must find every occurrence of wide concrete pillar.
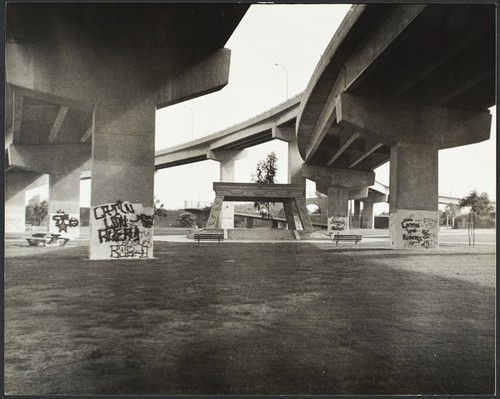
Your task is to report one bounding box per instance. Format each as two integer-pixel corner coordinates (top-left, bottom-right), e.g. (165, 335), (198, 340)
(5, 172), (48, 233)
(89, 104), (155, 260)
(48, 172), (81, 239)
(327, 187), (350, 232)
(389, 143), (439, 249)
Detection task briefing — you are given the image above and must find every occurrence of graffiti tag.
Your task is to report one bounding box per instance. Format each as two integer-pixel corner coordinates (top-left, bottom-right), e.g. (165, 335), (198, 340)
(52, 210), (79, 233)
(92, 200), (154, 258)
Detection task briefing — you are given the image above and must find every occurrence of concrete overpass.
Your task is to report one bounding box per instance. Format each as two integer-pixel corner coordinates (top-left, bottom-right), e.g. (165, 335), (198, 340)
(5, 4), (495, 251)
(5, 3), (250, 258)
(296, 4), (495, 248)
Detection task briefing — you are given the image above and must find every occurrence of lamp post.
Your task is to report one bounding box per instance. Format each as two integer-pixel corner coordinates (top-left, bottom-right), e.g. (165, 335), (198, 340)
(184, 105), (194, 140)
(274, 62), (288, 100)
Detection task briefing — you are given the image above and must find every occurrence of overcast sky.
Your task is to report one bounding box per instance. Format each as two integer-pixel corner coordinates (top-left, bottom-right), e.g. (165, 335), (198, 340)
(27, 4), (497, 210)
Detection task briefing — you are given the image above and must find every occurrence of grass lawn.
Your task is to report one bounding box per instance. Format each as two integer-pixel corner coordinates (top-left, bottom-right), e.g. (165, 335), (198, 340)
(4, 240), (496, 395)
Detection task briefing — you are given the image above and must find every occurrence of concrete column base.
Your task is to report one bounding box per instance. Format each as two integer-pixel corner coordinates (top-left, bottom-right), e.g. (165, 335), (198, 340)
(328, 216), (349, 232)
(49, 172), (81, 239)
(220, 202), (235, 229)
(90, 201), (154, 259)
(390, 209), (439, 249)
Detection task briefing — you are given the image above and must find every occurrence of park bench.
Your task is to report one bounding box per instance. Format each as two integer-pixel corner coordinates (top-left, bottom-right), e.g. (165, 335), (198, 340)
(331, 233), (362, 246)
(193, 229), (224, 244)
(27, 233), (70, 247)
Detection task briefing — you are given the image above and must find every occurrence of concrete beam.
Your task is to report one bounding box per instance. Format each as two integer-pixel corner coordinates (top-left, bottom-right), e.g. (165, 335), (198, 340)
(47, 105), (69, 143)
(348, 142), (384, 168)
(8, 144), (91, 174)
(209, 120), (274, 150)
(155, 49), (232, 109)
(302, 164), (374, 189)
(344, 5), (427, 90)
(348, 187), (369, 200)
(327, 131), (360, 166)
(207, 149), (248, 163)
(7, 43), (233, 108)
(155, 144), (211, 169)
(272, 127), (296, 143)
(336, 92), (492, 149)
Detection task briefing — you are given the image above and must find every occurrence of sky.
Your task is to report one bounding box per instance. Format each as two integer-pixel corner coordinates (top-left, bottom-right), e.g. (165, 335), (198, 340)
(26, 4), (497, 212)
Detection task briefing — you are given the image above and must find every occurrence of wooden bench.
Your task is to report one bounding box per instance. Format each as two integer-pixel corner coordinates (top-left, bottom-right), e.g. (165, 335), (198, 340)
(332, 234), (362, 246)
(27, 233), (70, 247)
(193, 230), (224, 244)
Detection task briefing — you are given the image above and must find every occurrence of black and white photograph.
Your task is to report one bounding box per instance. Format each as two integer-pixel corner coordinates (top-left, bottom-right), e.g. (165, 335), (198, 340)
(3, 1), (497, 395)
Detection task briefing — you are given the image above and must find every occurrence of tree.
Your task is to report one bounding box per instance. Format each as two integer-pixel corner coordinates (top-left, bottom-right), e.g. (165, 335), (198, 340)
(444, 202), (460, 228)
(459, 191), (494, 246)
(251, 151), (278, 219)
(178, 212), (196, 227)
(25, 196), (48, 226)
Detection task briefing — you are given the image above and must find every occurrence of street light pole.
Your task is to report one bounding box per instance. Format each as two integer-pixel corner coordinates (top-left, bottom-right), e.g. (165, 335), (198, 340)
(183, 105), (194, 140)
(274, 62), (288, 100)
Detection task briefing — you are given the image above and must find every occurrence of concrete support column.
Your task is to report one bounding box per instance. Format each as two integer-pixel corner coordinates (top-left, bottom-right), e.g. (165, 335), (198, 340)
(288, 140), (305, 186)
(209, 150), (246, 229)
(361, 201), (375, 229)
(5, 172), (48, 233)
(352, 200), (361, 228)
(389, 143), (439, 249)
(89, 104), (156, 260)
(327, 187), (350, 232)
(48, 172), (81, 238)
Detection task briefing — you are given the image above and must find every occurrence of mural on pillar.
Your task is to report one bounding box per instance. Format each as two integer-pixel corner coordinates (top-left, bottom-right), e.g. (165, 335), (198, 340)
(328, 217), (347, 231)
(91, 200), (154, 259)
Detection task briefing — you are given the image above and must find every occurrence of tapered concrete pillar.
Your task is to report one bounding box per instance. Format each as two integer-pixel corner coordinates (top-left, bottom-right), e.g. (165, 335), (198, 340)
(48, 172), (81, 238)
(389, 143), (439, 249)
(288, 140), (305, 186)
(208, 150), (246, 229)
(360, 190), (387, 229)
(5, 172), (48, 233)
(303, 164), (374, 233)
(89, 104), (155, 260)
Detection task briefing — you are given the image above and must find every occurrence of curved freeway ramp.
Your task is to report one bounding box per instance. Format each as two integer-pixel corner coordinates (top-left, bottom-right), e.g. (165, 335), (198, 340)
(297, 4), (495, 170)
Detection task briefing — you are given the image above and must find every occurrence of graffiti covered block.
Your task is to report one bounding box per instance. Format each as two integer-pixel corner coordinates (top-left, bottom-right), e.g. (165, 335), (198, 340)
(390, 210), (438, 249)
(90, 200), (154, 260)
(328, 216), (348, 232)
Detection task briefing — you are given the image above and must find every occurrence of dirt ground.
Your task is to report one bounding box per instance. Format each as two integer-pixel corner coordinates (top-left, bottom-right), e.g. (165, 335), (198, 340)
(4, 236), (496, 395)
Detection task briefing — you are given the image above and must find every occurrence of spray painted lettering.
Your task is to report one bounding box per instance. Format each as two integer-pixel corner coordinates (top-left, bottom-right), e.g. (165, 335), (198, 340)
(52, 210), (79, 233)
(401, 218), (436, 249)
(328, 217), (346, 231)
(91, 200), (154, 259)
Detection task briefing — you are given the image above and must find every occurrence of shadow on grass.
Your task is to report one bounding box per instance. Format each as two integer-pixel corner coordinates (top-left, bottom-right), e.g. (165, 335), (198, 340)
(4, 241), (495, 395)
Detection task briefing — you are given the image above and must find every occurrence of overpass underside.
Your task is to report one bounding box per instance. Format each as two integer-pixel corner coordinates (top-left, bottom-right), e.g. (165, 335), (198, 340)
(297, 4), (495, 249)
(5, 3), (249, 259)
